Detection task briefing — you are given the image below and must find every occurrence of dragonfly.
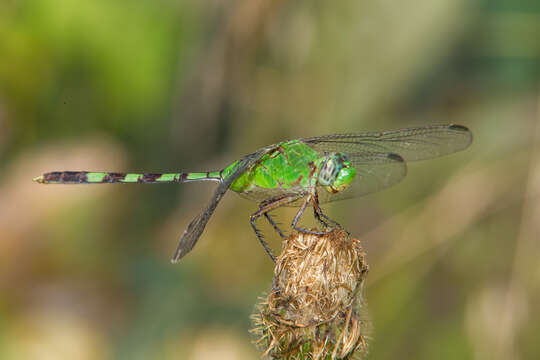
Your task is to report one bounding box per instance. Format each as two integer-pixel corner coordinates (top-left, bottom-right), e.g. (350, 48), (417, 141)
(34, 124), (472, 263)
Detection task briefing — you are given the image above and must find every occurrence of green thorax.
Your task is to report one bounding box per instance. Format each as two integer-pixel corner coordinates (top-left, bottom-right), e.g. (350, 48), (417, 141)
(223, 140), (322, 193)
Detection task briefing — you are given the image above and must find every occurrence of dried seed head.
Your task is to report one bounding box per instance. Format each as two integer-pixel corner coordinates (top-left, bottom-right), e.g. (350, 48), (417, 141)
(251, 229), (371, 360)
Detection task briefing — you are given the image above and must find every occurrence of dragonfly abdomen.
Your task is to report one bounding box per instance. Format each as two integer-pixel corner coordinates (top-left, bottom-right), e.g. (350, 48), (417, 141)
(33, 171), (222, 184)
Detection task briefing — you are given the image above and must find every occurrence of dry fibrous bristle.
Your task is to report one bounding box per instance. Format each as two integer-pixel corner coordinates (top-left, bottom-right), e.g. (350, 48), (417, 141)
(251, 229), (371, 360)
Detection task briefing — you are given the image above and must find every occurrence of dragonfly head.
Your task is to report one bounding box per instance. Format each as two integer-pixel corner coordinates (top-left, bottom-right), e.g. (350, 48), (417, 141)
(318, 153), (356, 193)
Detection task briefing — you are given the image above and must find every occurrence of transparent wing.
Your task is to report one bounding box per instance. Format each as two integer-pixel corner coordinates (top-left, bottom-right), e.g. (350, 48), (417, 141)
(171, 148), (271, 262)
(317, 152), (407, 204)
(302, 124), (472, 161)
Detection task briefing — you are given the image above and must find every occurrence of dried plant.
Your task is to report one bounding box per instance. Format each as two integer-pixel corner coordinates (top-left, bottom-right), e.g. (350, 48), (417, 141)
(251, 229), (371, 360)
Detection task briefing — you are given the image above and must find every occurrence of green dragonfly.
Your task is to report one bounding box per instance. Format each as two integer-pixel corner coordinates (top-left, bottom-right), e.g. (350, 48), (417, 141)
(34, 124), (472, 263)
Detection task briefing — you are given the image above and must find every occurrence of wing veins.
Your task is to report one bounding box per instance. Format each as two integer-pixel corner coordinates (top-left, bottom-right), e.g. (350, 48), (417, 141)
(171, 148), (270, 262)
(303, 124), (472, 162)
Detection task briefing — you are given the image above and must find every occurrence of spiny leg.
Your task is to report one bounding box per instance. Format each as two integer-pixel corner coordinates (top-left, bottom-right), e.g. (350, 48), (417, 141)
(311, 190), (346, 231)
(251, 195), (299, 262)
(291, 195), (329, 236)
(264, 212), (286, 239)
(259, 197), (287, 238)
(312, 191), (331, 228)
(313, 206), (330, 228)
(315, 208), (347, 232)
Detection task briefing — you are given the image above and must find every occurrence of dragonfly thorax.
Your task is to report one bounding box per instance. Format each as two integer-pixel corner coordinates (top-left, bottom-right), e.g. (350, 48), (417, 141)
(318, 153), (356, 194)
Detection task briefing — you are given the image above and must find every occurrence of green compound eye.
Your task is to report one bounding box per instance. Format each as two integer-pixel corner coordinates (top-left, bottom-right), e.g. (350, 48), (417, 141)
(326, 166), (356, 193)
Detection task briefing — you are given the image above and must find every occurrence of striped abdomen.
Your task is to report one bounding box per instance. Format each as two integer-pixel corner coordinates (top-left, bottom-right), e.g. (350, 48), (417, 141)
(33, 171), (223, 184)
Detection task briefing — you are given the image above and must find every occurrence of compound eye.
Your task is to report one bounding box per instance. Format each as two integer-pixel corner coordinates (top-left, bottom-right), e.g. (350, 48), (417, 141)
(318, 158), (338, 186)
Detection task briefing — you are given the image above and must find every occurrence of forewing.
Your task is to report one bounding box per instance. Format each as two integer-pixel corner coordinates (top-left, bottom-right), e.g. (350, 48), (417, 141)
(317, 152), (407, 204)
(303, 124), (472, 161)
(171, 148), (270, 263)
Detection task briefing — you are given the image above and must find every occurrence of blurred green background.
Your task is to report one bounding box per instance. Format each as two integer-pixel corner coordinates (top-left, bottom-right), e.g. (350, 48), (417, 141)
(1, 0), (539, 359)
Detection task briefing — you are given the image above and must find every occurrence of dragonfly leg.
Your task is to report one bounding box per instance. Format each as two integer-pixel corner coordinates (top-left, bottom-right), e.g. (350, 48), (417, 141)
(258, 197), (287, 238)
(316, 210), (348, 233)
(311, 192), (348, 233)
(311, 191), (331, 228)
(251, 195), (299, 262)
(264, 212), (286, 239)
(292, 195), (329, 236)
(313, 207), (330, 227)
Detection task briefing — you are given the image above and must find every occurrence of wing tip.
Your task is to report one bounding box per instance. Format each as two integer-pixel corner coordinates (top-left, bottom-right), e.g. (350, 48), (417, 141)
(448, 124), (470, 133)
(448, 124), (473, 148)
(170, 248), (186, 264)
(387, 153), (405, 162)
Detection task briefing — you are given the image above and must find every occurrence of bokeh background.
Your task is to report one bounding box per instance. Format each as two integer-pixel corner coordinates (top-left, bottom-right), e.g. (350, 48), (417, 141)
(1, 1), (539, 359)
